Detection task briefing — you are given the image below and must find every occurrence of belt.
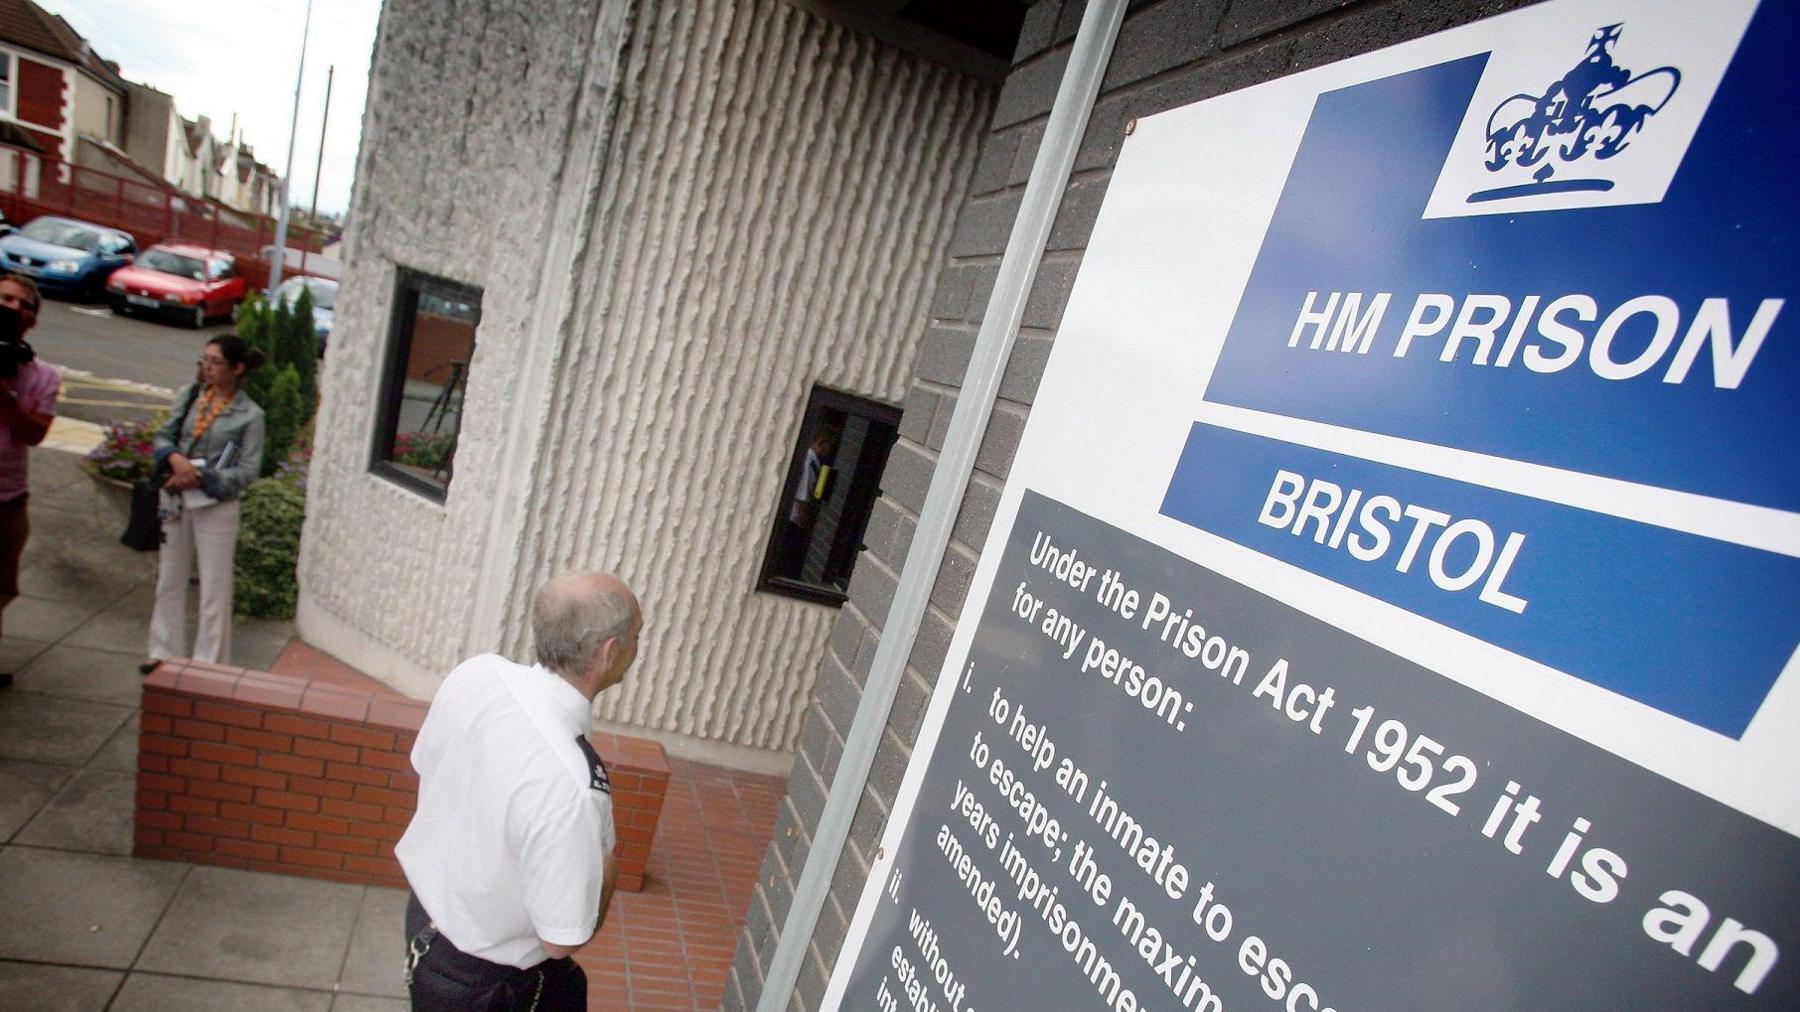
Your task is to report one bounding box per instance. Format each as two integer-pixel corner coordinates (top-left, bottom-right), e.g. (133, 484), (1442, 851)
(405, 895), (550, 1009)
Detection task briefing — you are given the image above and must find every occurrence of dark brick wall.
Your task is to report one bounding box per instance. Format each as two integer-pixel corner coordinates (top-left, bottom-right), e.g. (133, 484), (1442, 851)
(725, 0), (1540, 1007)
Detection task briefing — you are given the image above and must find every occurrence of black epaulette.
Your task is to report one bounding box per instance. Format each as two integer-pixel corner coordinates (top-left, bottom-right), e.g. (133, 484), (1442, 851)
(574, 734), (611, 794)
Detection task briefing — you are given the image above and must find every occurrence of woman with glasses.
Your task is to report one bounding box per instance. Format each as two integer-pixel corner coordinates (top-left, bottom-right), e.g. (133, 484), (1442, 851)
(142, 335), (265, 672)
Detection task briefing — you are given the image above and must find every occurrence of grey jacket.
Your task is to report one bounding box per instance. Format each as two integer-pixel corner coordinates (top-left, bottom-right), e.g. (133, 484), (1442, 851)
(152, 384), (266, 501)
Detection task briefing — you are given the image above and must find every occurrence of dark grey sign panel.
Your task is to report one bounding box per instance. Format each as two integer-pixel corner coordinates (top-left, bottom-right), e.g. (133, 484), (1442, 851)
(840, 491), (1797, 1010)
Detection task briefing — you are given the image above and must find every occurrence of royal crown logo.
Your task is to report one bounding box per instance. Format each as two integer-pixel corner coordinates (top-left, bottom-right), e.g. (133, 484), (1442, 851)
(1470, 24), (1680, 203)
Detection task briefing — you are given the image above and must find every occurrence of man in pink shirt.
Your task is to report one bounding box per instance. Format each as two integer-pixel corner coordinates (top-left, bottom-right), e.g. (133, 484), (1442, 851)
(0, 274), (54, 689)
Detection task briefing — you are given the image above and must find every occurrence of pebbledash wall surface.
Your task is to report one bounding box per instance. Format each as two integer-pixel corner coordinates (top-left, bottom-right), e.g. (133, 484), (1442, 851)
(300, 0), (996, 766)
(731, 0), (1800, 1010)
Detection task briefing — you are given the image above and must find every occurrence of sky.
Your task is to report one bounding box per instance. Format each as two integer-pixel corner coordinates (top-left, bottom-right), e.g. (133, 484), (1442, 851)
(47, 0), (382, 217)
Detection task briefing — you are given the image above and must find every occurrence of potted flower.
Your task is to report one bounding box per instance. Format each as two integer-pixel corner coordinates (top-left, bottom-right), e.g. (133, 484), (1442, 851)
(81, 416), (160, 526)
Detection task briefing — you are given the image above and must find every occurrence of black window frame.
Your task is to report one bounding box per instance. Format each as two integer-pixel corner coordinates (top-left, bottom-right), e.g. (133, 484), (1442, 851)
(756, 384), (903, 606)
(369, 266), (482, 503)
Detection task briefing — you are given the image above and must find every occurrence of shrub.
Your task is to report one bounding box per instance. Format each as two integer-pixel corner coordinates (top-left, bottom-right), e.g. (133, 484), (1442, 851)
(262, 365), (305, 480)
(238, 293), (276, 409)
(234, 475), (306, 619)
(283, 287), (319, 409)
(235, 289), (322, 475)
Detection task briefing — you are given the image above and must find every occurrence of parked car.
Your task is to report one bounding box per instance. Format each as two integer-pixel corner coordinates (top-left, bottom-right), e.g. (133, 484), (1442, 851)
(0, 207), (16, 239)
(275, 275), (338, 354)
(0, 215), (137, 299)
(106, 244), (248, 328)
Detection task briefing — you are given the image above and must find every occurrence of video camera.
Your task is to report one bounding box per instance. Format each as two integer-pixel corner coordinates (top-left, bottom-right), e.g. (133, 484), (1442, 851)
(0, 302), (33, 379)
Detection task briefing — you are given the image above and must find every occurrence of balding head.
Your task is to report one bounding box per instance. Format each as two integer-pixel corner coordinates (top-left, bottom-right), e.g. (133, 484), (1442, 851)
(532, 571), (641, 695)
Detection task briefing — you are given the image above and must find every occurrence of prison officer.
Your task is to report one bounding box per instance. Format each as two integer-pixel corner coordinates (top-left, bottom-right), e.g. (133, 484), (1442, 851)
(396, 571), (641, 1010)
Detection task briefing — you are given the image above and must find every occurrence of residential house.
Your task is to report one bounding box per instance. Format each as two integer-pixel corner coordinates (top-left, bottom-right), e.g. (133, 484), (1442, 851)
(213, 134), (280, 218)
(121, 79), (181, 185)
(0, 0), (126, 162)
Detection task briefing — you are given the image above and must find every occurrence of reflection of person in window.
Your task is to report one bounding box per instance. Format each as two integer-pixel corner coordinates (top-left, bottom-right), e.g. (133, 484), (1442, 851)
(778, 430), (836, 579)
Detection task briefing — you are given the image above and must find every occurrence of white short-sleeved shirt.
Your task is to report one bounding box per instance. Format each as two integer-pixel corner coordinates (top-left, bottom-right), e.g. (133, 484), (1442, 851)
(396, 654), (616, 967)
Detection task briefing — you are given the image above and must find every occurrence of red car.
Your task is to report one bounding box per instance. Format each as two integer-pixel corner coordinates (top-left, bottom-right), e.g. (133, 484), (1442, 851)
(106, 243), (248, 328)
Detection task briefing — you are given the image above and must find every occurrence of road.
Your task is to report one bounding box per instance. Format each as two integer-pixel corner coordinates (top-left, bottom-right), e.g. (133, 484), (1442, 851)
(29, 297), (236, 427)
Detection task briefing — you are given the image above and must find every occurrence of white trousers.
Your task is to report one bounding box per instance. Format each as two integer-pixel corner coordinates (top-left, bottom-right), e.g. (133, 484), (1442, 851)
(147, 499), (240, 664)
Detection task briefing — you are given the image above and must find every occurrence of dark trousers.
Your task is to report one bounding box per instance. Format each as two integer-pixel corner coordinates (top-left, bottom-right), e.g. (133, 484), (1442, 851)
(0, 493), (26, 598)
(405, 893), (586, 1011)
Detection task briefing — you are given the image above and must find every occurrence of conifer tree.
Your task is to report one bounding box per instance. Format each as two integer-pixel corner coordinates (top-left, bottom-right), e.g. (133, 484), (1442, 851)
(261, 365), (304, 477)
(284, 288), (319, 411)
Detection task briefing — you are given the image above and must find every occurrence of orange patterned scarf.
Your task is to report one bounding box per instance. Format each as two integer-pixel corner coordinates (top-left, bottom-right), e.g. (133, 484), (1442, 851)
(191, 388), (228, 440)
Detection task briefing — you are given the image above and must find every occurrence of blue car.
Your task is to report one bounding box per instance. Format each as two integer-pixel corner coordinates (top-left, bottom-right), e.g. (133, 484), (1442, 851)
(275, 275), (338, 354)
(0, 215), (137, 299)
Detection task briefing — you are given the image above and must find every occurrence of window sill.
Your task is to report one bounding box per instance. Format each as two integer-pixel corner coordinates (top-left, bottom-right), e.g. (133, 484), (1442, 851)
(756, 576), (848, 607)
(369, 461), (448, 504)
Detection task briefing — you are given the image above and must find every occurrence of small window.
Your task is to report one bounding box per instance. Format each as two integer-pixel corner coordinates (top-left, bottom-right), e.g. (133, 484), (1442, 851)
(208, 257), (235, 279)
(757, 385), (901, 605)
(371, 268), (482, 501)
(0, 52), (13, 118)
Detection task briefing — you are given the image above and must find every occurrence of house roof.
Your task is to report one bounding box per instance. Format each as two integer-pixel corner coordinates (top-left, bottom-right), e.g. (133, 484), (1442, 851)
(75, 134), (170, 189)
(0, 0), (127, 92)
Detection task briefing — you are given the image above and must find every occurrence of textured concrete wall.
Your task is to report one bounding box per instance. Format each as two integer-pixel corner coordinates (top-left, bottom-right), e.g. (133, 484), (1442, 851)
(492, 0), (994, 755)
(300, 0), (635, 697)
(725, 0), (1543, 1007)
(300, 0), (995, 757)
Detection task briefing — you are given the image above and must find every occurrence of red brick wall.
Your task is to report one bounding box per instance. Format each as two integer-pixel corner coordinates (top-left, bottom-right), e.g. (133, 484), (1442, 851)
(136, 660), (670, 891)
(15, 57), (65, 140)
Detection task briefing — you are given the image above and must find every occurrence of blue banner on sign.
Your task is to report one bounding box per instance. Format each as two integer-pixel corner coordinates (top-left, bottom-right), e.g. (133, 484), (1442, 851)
(1160, 422), (1800, 738)
(1203, 14), (1799, 510)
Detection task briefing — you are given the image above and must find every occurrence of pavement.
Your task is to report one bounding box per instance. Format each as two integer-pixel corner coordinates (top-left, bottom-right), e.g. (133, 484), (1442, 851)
(2, 435), (787, 1008)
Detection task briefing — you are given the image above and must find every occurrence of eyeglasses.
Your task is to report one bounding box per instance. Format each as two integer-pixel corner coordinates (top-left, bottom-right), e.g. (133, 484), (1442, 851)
(197, 356), (229, 366)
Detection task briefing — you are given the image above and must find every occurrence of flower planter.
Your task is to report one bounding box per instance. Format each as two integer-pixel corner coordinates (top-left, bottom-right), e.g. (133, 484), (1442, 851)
(84, 468), (138, 530)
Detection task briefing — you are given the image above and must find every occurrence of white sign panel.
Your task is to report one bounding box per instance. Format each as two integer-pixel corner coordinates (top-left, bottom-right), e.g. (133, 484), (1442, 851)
(827, 2), (1797, 1009)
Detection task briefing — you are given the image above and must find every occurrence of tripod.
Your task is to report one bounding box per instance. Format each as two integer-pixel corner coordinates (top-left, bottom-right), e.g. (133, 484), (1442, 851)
(421, 359), (467, 435)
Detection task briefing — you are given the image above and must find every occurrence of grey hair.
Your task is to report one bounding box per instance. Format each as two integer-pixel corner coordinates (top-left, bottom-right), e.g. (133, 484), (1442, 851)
(532, 572), (635, 675)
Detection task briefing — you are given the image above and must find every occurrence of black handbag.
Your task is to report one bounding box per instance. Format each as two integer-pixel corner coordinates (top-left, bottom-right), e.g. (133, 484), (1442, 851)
(119, 385), (201, 552)
(120, 474), (164, 551)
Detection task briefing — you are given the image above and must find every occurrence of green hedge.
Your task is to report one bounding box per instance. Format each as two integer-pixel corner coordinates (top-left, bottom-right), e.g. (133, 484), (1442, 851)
(234, 477), (306, 620)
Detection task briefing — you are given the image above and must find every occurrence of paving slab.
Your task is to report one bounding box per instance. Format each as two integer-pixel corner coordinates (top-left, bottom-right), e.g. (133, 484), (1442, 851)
(4, 594), (101, 642)
(0, 847), (188, 968)
(0, 959), (123, 1010)
(136, 865), (365, 990)
(17, 537), (153, 604)
(87, 710), (141, 772)
(331, 994), (411, 1012)
(109, 583), (164, 615)
(86, 585), (290, 669)
(15, 766), (136, 855)
(235, 617), (299, 672)
(0, 758), (72, 841)
(110, 972), (333, 1011)
(334, 986), (412, 1001)
(62, 609), (158, 660)
(14, 642), (147, 707)
(0, 690), (134, 765)
(0, 634), (52, 673)
(336, 885), (408, 999)
(16, 471), (107, 516)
